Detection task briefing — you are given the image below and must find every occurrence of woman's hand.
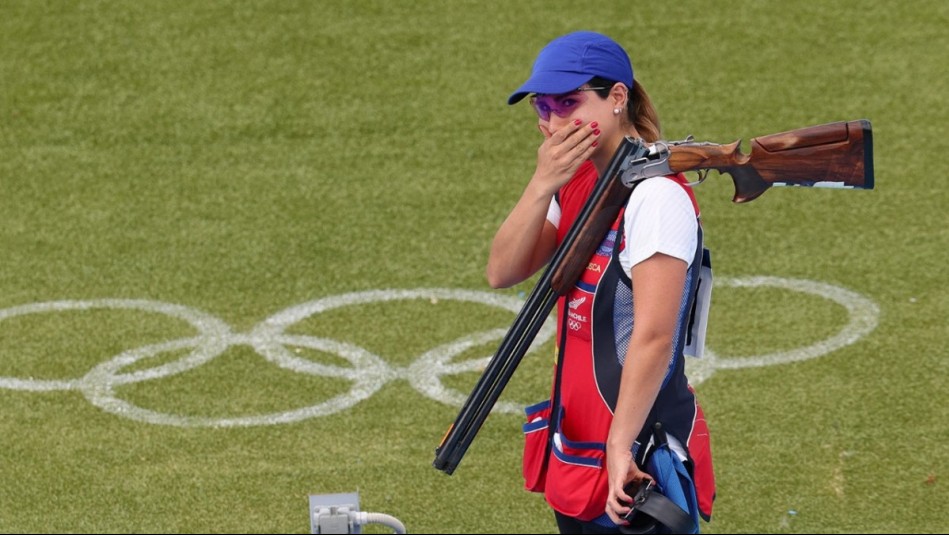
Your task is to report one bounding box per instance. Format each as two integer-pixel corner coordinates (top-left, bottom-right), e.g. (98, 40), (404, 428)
(537, 119), (552, 139)
(604, 447), (652, 525)
(531, 119), (599, 194)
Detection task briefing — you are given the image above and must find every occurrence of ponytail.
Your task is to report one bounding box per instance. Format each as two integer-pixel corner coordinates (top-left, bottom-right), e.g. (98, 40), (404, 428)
(628, 82), (661, 142)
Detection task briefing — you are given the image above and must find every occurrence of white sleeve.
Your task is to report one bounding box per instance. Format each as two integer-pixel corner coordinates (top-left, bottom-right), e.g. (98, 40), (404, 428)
(619, 178), (698, 274)
(546, 196), (561, 227)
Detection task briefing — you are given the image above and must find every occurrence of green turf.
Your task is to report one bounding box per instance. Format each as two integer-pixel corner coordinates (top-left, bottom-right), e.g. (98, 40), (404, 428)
(1, 0), (946, 532)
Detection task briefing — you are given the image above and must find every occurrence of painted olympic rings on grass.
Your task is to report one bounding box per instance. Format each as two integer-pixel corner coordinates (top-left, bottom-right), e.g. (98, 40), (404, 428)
(0, 289), (553, 427)
(0, 279), (878, 427)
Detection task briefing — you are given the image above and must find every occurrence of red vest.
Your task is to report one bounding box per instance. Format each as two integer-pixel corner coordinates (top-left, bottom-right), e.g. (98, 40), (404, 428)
(535, 161), (716, 522)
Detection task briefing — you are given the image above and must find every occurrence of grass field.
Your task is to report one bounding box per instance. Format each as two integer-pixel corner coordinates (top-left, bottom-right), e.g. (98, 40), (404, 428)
(1, 0), (947, 533)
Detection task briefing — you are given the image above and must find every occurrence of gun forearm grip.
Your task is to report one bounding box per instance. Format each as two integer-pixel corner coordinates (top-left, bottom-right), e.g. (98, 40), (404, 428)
(550, 176), (631, 294)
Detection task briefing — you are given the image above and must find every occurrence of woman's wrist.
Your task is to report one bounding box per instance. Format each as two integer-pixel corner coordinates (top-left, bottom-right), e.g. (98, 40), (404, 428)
(526, 172), (562, 199)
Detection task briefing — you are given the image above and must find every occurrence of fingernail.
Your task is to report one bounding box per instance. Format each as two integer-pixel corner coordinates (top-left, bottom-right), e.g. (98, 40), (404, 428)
(574, 119), (582, 126)
(592, 140), (598, 147)
(591, 122), (598, 128)
(593, 129), (601, 136)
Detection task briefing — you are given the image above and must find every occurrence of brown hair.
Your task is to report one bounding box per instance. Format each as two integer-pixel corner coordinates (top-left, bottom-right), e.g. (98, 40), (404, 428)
(590, 76), (662, 142)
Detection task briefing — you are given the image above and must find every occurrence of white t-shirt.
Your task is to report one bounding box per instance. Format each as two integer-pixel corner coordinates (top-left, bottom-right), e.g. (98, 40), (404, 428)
(547, 177), (698, 274)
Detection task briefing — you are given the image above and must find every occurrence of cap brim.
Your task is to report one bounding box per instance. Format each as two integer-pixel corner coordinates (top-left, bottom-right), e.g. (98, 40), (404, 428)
(507, 71), (594, 105)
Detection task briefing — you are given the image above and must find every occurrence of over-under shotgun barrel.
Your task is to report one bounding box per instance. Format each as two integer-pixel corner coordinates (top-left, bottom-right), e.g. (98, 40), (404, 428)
(433, 137), (647, 475)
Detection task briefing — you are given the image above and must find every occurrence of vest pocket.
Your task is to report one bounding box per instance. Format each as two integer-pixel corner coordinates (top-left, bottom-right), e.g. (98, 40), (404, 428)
(522, 399), (552, 493)
(545, 431), (609, 521)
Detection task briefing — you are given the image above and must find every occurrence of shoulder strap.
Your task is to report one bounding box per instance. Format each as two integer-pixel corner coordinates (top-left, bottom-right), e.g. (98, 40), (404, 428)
(544, 310), (570, 460)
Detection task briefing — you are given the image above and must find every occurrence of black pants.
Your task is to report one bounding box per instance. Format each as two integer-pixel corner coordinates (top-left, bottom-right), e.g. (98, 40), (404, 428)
(554, 511), (621, 534)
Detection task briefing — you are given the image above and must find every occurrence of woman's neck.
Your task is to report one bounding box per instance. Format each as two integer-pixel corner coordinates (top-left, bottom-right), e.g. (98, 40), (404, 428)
(592, 128), (641, 176)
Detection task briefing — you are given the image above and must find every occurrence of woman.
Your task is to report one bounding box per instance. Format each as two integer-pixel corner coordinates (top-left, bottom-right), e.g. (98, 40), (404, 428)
(488, 31), (715, 533)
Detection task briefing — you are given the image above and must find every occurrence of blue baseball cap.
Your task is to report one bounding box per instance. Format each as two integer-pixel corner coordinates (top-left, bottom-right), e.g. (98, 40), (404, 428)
(508, 31), (634, 105)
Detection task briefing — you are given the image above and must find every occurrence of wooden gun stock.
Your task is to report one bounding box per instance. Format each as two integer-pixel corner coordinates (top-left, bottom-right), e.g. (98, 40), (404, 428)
(667, 119), (874, 202)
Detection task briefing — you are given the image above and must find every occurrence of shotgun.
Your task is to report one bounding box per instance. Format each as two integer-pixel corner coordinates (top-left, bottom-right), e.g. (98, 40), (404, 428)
(433, 119), (873, 475)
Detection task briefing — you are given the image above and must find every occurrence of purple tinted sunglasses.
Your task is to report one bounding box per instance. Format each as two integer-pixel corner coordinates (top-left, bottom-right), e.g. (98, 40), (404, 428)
(529, 87), (608, 122)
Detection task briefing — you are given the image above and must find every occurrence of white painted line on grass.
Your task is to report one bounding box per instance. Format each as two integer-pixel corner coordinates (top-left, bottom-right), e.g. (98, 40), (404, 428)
(0, 280), (879, 426)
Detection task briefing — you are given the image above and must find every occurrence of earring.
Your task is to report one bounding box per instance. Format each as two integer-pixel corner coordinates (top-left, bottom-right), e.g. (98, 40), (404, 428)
(613, 108), (622, 115)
